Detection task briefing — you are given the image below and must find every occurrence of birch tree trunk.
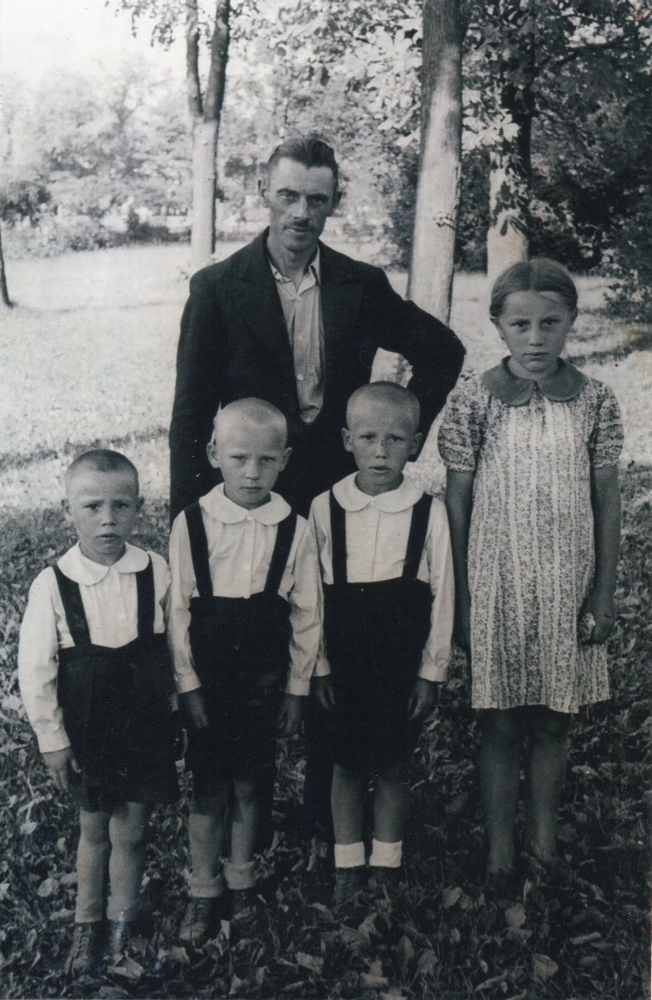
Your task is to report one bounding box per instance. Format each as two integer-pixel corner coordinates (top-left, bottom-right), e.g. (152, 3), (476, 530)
(486, 160), (528, 280)
(486, 0), (535, 279)
(407, 0), (464, 326)
(188, 0), (230, 274)
(0, 224), (13, 308)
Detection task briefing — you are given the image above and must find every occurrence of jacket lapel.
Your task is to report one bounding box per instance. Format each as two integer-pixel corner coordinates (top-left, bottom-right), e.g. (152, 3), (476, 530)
(319, 242), (364, 369)
(231, 230), (291, 356)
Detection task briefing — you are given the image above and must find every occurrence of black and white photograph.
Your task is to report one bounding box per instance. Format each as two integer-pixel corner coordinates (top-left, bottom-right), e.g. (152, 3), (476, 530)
(0, 1), (650, 997)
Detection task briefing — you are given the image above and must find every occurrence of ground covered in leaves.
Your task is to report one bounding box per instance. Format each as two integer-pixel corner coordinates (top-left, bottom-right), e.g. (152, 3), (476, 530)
(0, 468), (649, 1000)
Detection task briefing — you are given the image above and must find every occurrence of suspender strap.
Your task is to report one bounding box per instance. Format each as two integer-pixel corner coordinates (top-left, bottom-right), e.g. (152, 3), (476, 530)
(264, 511), (298, 596)
(329, 491), (348, 585)
(53, 565), (91, 646)
(136, 557), (155, 636)
(402, 493), (433, 581)
(184, 502), (213, 599)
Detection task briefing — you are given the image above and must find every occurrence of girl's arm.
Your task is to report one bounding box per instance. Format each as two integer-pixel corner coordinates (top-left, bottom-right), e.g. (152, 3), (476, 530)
(588, 464), (621, 644)
(444, 470), (475, 657)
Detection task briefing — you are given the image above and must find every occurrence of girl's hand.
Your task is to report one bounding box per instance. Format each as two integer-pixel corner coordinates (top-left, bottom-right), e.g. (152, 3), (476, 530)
(453, 597), (472, 661)
(278, 694), (302, 736)
(581, 590), (616, 645)
(42, 747), (80, 793)
(408, 678), (437, 720)
(313, 675), (335, 711)
(181, 689), (209, 729)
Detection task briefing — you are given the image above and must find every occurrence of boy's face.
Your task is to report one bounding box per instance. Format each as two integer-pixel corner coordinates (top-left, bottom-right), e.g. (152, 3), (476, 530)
(207, 420), (291, 509)
(66, 469), (141, 566)
(343, 399), (422, 496)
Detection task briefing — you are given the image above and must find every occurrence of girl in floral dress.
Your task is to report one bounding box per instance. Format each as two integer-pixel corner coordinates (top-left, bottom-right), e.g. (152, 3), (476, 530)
(438, 259), (623, 880)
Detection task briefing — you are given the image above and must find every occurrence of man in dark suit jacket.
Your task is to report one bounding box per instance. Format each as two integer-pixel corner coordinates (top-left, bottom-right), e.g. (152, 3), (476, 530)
(170, 137), (465, 521)
(169, 137), (465, 864)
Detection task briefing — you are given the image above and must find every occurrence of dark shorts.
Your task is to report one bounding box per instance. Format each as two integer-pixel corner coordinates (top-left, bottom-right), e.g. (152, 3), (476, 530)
(185, 683), (282, 795)
(330, 656), (421, 775)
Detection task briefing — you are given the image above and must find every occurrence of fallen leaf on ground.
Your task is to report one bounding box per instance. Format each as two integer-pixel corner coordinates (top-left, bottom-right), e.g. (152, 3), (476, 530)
(533, 954), (558, 981)
(417, 949), (438, 975)
(107, 956), (144, 981)
(296, 952), (324, 975)
(443, 886), (463, 909)
(505, 903), (526, 929)
(570, 932), (602, 946)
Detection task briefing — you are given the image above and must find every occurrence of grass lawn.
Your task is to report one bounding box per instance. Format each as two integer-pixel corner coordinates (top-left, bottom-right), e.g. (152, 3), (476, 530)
(0, 244), (649, 999)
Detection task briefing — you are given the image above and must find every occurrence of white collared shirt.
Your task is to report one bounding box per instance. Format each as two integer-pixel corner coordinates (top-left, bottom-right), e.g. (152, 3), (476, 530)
(18, 543), (171, 754)
(168, 484), (323, 697)
(309, 474), (455, 682)
(269, 247), (324, 424)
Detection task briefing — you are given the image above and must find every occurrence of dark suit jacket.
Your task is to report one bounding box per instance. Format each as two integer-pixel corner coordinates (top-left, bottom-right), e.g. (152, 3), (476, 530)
(169, 230), (465, 520)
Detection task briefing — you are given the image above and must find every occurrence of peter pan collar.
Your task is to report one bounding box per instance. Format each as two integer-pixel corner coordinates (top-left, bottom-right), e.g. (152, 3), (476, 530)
(200, 483), (291, 525)
(482, 357), (587, 406)
(58, 541), (149, 585)
(333, 472), (424, 513)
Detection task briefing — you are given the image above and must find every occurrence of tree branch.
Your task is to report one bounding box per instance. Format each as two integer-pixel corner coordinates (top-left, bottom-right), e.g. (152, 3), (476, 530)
(186, 0), (203, 120)
(204, 0), (231, 123)
(551, 36), (631, 70)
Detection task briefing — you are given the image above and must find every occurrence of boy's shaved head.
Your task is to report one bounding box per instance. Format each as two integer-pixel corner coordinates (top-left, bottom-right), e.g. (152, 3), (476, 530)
(65, 449), (139, 496)
(346, 382), (420, 433)
(212, 398), (288, 447)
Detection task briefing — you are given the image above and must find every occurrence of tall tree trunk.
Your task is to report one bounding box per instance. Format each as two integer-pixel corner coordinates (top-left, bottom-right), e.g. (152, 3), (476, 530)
(486, 0), (535, 280)
(0, 224), (13, 308)
(407, 0), (464, 325)
(187, 0), (230, 274)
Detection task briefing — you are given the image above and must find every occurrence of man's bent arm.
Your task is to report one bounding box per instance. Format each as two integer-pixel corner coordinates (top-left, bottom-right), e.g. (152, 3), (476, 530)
(373, 270), (465, 431)
(169, 271), (223, 522)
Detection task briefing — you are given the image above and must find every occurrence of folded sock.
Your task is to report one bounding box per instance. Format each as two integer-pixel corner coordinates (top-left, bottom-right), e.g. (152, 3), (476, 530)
(369, 839), (402, 869)
(188, 872), (225, 899)
(224, 860), (256, 890)
(334, 841), (366, 869)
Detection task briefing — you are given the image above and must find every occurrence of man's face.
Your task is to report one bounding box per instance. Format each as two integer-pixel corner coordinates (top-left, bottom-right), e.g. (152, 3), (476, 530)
(260, 158), (338, 255)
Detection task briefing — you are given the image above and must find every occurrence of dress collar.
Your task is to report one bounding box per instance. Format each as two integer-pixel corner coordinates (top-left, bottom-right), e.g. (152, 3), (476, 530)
(200, 483), (291, 525)
(57, 542), (149, 586)
(332, 472), (424, 513)
(482, 357), (587, 406)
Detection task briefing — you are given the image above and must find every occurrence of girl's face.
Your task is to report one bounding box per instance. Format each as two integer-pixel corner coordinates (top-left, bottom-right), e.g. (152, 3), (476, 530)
(493, 289), (577, 380)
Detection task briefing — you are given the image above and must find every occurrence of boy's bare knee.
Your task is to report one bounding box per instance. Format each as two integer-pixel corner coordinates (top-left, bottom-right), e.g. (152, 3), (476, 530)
(191, 790), (226, 816)
(79, 810), (110, 847)
(233, 778), (258, 806)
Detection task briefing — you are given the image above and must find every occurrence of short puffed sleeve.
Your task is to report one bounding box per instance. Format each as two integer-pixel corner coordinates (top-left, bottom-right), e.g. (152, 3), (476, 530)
(438, 373), (487, 472)
(588, 381), (624, 468)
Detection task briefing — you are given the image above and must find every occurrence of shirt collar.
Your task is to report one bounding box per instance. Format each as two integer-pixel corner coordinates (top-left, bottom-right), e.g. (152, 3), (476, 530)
(268, 245), (321, 288)
(482, 357), (587, 406)
(332, 472), (424, 513)
(57, 541), (149, 585)
(200, 483), (291, 525)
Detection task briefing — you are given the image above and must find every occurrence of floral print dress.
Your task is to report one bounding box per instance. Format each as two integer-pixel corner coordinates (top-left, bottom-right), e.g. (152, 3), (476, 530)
(438, 359), (623, 713)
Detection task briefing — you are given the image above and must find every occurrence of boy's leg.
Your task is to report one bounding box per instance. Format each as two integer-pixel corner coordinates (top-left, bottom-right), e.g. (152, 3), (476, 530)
(331, 764), (366, 906)
(107, 802), (152, 925)
(179, 786), (228, 944)
(188, 785), (228, 898)
(523, 706), (572, 864)
(76, 809), (110, 924)
(479, 708), (522, 874)
(224, 778), (258, 900)
(369, 764), (408, 879)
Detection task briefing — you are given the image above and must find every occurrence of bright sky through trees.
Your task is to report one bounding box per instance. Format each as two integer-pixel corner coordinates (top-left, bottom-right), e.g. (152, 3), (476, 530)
(2, 0), (182, 83)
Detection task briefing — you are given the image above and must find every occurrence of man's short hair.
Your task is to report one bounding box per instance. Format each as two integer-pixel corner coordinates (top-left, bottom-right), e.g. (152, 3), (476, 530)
(266, 136), (339, 192)
(65, 449), (139, 493)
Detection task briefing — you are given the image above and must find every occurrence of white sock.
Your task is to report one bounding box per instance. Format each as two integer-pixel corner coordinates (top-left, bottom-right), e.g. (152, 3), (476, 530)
(334, 841), (365, 869)
(369, 839), (402, 868)
(224, 860), (256, 890)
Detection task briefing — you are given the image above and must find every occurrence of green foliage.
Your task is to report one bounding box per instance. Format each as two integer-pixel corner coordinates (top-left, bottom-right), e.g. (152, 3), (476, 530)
(0, 468), (649, 998)
(1, 58), (192, 255)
